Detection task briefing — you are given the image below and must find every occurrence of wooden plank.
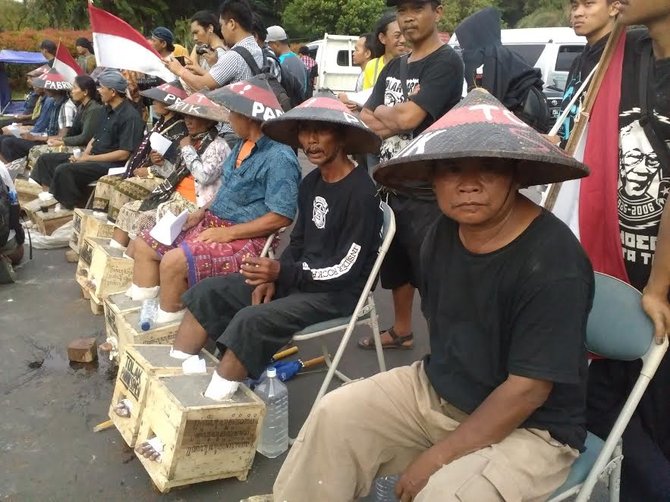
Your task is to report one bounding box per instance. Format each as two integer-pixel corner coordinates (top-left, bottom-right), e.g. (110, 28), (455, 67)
(103, 293), (141, 361)
(85, 239), (133, 301)
(118, 311), (181, 354)
(15, 179), (42, 207)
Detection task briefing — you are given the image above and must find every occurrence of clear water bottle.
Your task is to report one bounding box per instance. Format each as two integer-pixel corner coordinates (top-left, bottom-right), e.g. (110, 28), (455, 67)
(255, 367), (289, 458)
(138, 298), (158, 331)
(374, 475), (400, 502)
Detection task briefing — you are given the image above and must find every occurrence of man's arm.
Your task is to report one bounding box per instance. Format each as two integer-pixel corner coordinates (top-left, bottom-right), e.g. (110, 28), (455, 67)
(77, 149), (131, 163)
(360, 107), (396, 139)
(164, 58), (218, 90)
(195, 212), (291, 243)
(396, 375), (552, 500)
(643, 204), (670, 343)
(373, 101), (428, 134)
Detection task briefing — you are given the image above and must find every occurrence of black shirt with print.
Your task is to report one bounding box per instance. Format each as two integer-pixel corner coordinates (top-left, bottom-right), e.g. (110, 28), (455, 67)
(365, 44), (463, 162)
(617, 29), (670, 291)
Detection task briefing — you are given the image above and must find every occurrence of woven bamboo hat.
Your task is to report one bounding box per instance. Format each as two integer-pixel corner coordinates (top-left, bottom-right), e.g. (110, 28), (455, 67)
(33, 68), (72, 91)
(167, 91), (229, 122)
(374, 88), (589, 190)
(206, 75), (283, 122)
(262, 91), (381, 154)
(140, 81), (188, 106)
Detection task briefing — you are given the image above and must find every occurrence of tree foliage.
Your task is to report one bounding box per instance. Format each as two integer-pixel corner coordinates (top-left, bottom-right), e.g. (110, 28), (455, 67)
(438, 0), (501, 33)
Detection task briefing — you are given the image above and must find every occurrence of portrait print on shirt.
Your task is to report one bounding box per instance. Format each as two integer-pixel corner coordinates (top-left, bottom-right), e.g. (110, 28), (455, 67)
(380, 76), (419, 162)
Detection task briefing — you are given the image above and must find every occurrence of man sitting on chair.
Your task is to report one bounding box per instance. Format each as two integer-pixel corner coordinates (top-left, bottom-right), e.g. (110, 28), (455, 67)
(271, 89), (595, 502)
(137, 93), (382, 449)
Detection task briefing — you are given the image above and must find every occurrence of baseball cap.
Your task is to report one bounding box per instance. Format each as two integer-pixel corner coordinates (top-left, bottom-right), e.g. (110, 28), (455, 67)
(266, 25), (288, 43)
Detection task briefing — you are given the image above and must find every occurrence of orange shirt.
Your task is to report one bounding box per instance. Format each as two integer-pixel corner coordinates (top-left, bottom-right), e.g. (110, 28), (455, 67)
(237, 140), (255, 167)
(176, 175), (196, 203)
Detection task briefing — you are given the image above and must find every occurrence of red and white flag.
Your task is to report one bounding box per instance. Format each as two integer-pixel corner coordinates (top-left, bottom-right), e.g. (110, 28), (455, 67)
(546, 31), (629, 282)
(53, 42), (84, 84)
(88, 3), (175, 83)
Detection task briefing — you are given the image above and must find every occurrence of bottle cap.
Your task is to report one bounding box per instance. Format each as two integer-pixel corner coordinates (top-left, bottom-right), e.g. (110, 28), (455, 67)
(266, 367), (277, 378)
(140, 321), (151, 331)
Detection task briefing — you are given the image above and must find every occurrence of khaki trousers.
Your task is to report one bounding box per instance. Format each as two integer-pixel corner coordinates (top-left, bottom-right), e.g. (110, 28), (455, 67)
(273, 362), (578, 502)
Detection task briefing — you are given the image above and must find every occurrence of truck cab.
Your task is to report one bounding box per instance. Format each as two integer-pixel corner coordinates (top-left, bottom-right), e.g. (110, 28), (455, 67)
(307, 34), (361, 94)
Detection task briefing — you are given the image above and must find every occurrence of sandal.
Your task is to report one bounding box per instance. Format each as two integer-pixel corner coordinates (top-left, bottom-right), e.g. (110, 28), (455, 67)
(358, 327), (414, 351)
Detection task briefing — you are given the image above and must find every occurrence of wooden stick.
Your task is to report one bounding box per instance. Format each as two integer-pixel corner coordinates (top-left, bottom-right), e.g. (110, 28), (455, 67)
(544, 22), (626, 211)
(301, 356), (327, 369)
(93, 419), (114, 432)
(272, 346), (298, 362)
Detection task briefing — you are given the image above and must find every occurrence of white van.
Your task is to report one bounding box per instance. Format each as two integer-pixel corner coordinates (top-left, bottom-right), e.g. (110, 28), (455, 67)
(448, 27), (586, 92)
(307, 34), (361, 94)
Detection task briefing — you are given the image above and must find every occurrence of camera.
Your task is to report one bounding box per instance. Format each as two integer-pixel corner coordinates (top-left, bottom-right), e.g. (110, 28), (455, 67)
(195, 44), (211, 56)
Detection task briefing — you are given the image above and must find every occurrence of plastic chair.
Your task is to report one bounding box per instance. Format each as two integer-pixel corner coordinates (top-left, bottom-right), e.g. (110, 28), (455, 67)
(292, 201), (396, 415)
(548, 272), (669, 502)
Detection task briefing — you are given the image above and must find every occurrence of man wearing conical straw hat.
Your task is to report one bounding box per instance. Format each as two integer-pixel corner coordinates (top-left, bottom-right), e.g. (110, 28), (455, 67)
(272, 89), (595, 501)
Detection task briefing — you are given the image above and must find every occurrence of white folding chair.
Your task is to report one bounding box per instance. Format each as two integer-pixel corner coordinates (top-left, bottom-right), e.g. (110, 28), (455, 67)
(549, 272), (669, 502)
(292, 201), (396, 415)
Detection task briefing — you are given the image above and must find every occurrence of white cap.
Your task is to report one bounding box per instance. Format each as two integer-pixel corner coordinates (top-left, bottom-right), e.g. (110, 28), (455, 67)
(266, 25), (288, 43)
(266, 367), (277, 378)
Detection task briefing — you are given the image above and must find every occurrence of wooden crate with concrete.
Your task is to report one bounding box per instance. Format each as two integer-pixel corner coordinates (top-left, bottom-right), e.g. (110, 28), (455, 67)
(103, 292), (141, 360)
(70, 209), (115, 254)
(109, 344), (219, 447)
(14, 179), (42, 207)
(22, 197), (74, 236)
(78, 237), (134, 312)
(117, 310), (182, 351)
(134, 373), (265, 493)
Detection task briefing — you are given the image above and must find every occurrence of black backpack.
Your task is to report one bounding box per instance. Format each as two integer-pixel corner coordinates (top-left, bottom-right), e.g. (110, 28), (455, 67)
(515, 85), (551, 134)
(232, 46), (305, 111)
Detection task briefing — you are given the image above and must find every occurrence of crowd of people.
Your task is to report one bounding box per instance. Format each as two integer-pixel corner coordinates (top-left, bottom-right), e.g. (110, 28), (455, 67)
(1, 0), (669, 500)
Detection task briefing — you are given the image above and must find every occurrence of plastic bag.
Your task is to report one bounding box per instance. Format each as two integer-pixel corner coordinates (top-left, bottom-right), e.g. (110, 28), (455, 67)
(28, 220), (73, 249)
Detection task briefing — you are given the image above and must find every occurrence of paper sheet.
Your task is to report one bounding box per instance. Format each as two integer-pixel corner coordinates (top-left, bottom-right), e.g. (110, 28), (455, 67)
(149, 209), (189, 246)
(107, 166), (126, 176)
(345, 88), (373, 107)
(149, 132), (173, 156)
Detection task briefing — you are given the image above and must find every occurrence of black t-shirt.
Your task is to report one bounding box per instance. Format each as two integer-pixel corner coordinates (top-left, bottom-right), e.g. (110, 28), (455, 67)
(420, 211), (593, 450)
(559, 34), (609, 146)
(277, 166), (382, 294)
(90, 99), (145, 161)
(617, 29), (670, 291)
(365, 45), (463, 162)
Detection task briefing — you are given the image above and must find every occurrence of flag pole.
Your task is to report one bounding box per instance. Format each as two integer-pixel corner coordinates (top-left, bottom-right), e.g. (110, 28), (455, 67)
(543, 22), (626, 211)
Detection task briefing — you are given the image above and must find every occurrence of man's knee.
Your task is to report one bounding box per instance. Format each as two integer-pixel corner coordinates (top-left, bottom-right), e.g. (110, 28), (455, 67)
(160, 248), (187, 276)
(133, 238), (158, 261)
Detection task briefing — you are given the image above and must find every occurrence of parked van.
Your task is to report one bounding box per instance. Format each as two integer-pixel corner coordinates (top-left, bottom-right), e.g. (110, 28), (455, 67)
(449, 27), (585, 90)
(307, 34), (361, 94)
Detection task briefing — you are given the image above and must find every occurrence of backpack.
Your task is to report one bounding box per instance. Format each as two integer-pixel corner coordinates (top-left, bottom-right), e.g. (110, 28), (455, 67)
(0, 179), (12, 248)
(232, 46), (305, 111)
(514, 85), (551, 134)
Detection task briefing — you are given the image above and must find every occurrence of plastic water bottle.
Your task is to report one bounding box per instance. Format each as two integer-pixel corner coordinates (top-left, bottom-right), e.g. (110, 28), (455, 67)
(374, 475), (400, 502)
(138, 298), (158, 331)
(255, 367), (289, 458)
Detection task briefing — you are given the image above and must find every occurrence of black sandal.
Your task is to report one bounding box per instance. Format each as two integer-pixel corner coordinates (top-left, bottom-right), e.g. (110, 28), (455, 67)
(358, 327), (414, 350)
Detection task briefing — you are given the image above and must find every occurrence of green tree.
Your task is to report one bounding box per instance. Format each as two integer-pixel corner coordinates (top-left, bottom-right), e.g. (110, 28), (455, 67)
(439, 0), (500, 33)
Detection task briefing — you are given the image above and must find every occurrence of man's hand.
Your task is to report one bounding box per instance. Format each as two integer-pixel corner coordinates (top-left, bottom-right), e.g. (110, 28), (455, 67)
(252, 282), (276, 305)
(163, 56), (183, 77)
(240, 256), (280, 286)
(47, 137), (64, 147)
(180, 135), (193, 148)
(195, 226), (235, 243)
(149, 151), (164, 166)
(134, 167), (149, 178)
(396, 447), (445, 502)
(182, 209), (205, 231)
(69, 152), (92, 163)
(642, 286), (670, 344)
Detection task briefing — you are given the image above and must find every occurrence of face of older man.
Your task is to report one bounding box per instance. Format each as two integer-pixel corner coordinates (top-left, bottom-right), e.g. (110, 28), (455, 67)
(297, 122), (345, 166)
(432, 158), (519, 227)
(98, 85), (116, 104)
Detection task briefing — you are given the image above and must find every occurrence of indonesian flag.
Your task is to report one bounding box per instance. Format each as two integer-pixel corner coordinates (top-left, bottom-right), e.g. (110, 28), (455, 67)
(53, 42), (84, 84)
(547, 31), (629, 282)
(88, 3), (175, 83)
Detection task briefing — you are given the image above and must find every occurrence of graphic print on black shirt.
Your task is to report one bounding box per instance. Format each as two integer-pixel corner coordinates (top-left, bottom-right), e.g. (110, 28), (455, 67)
(617, 30), (670, 290)
(366, 45), (463, 162)
(277, 166), (382, 294)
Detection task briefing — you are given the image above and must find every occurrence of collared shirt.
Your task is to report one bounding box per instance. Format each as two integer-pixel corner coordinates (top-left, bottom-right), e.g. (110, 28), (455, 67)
(208, 35), (262, 87)
(209, 135), (301, 224)
(90, 99), (145, 159)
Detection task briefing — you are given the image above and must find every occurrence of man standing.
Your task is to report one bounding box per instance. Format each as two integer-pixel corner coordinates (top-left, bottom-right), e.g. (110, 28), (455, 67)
(266, 25), (309, 97)
(582, 1), (670, 499)
(39, 40), (56, 67)
(48, 71), (144, 209)
(559, 0), (619, 143)
(358, 0), (463, 350)
(273, 89), (593, 502)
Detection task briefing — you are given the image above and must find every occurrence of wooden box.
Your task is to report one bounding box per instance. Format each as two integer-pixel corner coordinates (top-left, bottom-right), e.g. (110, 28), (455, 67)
(103, 292), (141, 360)
(83, 238), (134, 306)
(70, 209), (114, 253)
(109, 344), (219, 448)
(14, 179), (42, 207)
(75, 236), (100, 289)
(23, 197), (73, 236)
(135, 373), (265, 492)
(118, 311), (181, 351)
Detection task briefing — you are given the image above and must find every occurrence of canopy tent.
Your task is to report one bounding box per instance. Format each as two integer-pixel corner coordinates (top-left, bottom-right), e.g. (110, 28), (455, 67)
(0, 51), (47, 112)
(0, 50), (47, 65)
